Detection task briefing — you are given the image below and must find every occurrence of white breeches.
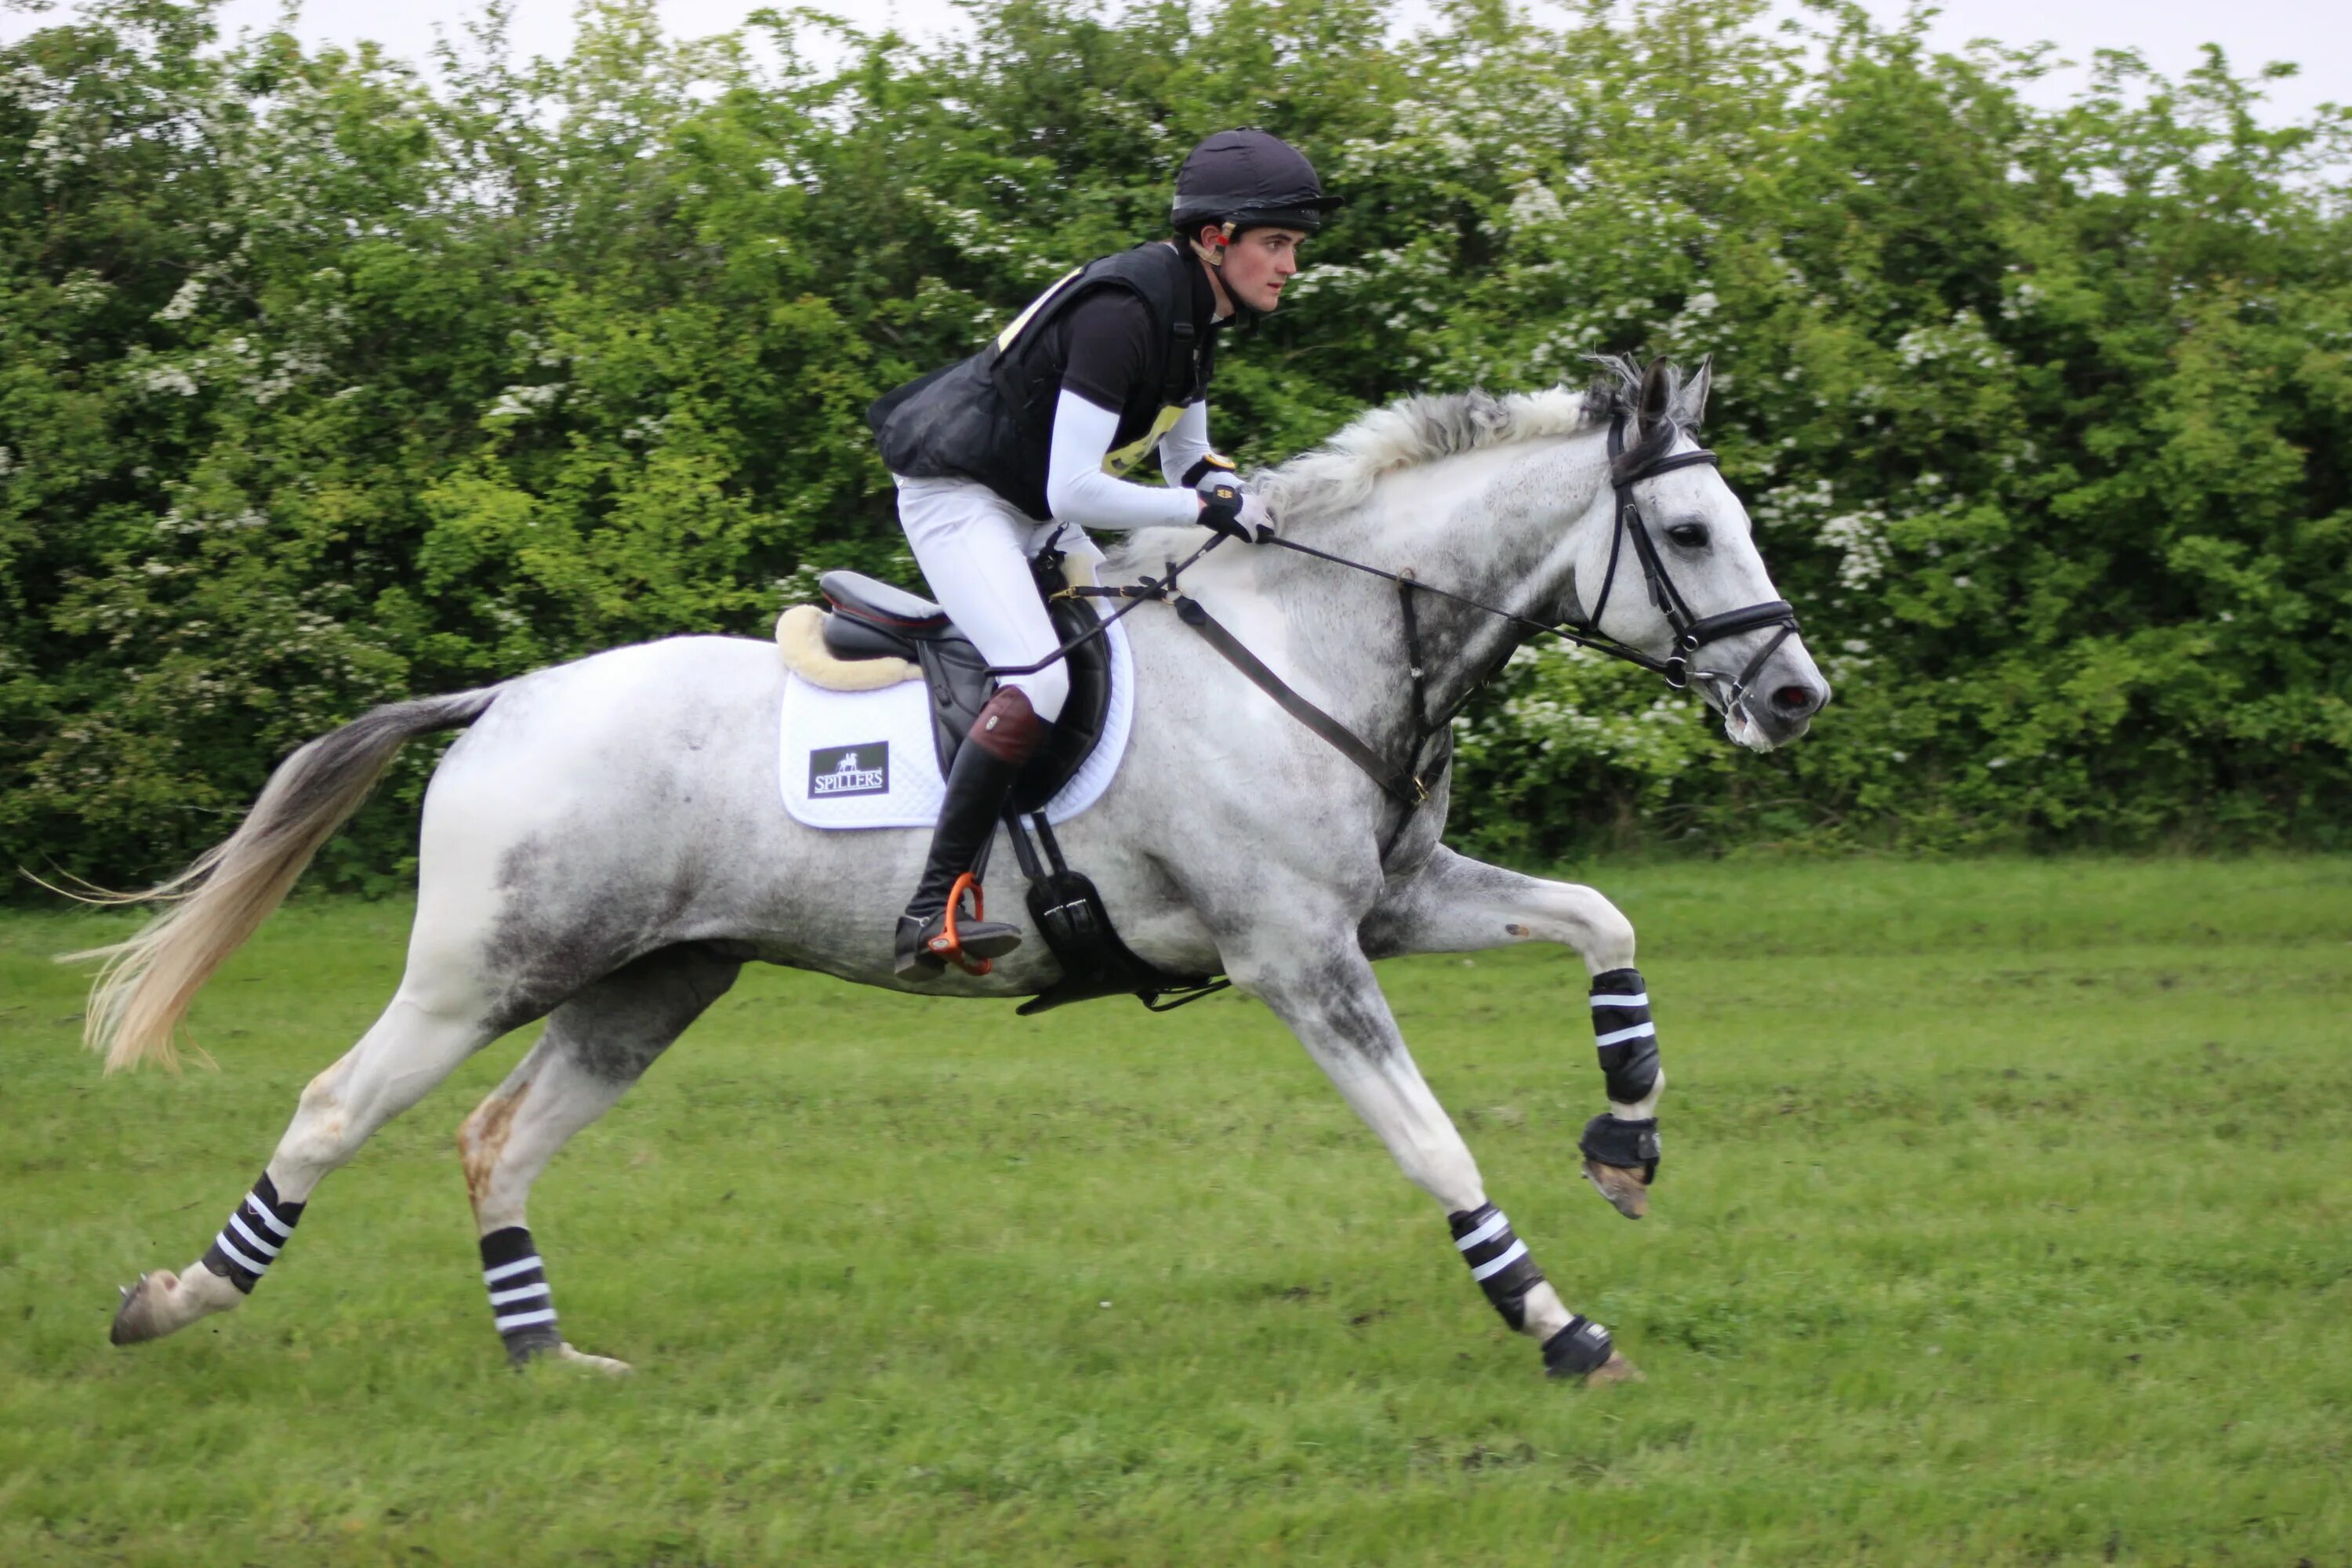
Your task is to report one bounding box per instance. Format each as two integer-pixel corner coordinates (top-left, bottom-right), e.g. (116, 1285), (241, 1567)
(895, 475), (1104, 724)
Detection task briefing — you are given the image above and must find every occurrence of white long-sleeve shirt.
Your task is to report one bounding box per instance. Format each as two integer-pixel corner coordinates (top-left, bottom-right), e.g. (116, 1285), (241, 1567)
(1043, 389), (1210, 532)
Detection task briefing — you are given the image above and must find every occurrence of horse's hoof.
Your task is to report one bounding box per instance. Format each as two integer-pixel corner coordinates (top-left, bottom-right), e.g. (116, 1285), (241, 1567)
(554, 1342), (633, 1376)
(1583, 1158), (1650, 1220)
(1584, 1352), (1644, 1388)
(110, 1270), (175, 1345)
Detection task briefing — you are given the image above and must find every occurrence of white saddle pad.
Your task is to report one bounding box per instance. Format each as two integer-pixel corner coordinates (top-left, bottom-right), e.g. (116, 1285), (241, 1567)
(779, 612), (1134, 830)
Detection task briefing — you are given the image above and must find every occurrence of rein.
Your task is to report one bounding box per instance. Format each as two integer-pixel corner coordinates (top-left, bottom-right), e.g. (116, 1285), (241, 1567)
(989, 414), (1802, 833)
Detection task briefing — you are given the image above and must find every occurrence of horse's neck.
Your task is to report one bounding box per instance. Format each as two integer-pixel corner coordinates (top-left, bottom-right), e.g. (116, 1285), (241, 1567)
(1267, 436), (1611, 742)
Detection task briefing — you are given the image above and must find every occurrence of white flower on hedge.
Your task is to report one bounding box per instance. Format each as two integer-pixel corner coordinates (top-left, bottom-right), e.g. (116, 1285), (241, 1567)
(1505, 181), (1565, 230)
(249, 349), (328, 405)
(1896, 309), (2007, 371)
(140, 364), (201, 397)
(1819, 510), (1890, 587)
(488, 383), (563, 420)
(1282, 264), (1362, 301)
(59, 270), (111, 310)
(155, 278), (208, 321)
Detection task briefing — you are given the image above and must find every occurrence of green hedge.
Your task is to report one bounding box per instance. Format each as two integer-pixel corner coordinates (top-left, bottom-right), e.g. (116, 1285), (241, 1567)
(5, 0), (2348, 891)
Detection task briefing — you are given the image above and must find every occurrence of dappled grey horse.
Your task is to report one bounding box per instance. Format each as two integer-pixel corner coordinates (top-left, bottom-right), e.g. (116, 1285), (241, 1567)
(82, 358), (1826, 1384)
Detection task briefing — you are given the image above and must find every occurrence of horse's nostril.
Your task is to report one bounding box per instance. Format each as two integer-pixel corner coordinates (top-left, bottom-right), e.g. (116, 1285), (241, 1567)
(1771, 684), (1817, 714)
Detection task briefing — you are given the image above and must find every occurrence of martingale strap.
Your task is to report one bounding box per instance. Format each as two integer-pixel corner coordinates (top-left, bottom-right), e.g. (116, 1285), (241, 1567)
(1172, 594), (1428, 807)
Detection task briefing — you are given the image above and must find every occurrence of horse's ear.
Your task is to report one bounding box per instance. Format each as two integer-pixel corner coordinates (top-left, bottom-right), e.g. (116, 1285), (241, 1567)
(1637, 357), (1675, 440)
(1676, 354), (1713, 430)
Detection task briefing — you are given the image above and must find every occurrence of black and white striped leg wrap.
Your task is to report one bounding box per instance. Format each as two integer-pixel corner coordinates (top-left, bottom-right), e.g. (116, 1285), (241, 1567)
(480, 1227), (562, 1363)
(1448, 1203), (1548, 1331)
(1590, 967), (1661, 1105)
(1542, 1314), (1616, 1379)
(199, 1172), (303, 1294)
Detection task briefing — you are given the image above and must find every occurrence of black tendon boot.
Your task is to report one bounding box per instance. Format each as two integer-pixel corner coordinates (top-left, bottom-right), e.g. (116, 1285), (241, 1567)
(895, 688), (1048, 976)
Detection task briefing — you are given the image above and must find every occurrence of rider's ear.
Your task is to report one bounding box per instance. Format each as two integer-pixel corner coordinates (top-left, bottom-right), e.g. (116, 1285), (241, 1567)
(1637, 356), (1675, 441)
(1676, 355), (1713, 430)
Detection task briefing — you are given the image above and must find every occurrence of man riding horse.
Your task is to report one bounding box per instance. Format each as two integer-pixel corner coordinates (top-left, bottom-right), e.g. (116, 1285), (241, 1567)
(868, 128), (1333, 978)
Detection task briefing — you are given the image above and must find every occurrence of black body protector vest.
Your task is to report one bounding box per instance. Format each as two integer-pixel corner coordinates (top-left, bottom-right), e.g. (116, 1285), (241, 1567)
(868, 242), (1218, 522)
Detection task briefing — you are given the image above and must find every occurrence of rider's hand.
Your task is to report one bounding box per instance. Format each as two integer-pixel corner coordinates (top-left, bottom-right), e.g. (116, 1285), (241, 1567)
(1236, 492), (1276, 543)
(1196, 474), (1275, 545)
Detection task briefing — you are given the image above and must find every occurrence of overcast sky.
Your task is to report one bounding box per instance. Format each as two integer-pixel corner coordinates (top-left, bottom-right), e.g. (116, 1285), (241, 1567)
(5, 0), (2343, 124)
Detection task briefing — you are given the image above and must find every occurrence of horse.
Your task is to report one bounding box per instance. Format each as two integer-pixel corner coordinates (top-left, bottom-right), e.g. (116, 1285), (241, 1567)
(76, 355), (1828, 1385)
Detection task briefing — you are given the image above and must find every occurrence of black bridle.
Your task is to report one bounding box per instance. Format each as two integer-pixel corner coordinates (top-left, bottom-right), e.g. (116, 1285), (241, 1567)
(1578, 416), (1802, 701)
(1007, 413), (1804, 829)
(1243, 416), (1802, 797)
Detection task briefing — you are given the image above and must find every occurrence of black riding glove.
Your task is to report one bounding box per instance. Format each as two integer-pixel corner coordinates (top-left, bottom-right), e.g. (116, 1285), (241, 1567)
(1196, 473), (1274, 545)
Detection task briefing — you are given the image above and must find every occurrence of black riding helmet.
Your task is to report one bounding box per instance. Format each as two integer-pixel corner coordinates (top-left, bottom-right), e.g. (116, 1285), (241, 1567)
(1171, 128), (1343, 240)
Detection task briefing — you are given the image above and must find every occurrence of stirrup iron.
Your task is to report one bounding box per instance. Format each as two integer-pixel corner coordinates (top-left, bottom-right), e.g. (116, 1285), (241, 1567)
(930, 872), (995, 976)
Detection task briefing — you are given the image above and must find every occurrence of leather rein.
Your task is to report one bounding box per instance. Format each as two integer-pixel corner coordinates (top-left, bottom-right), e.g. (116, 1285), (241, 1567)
(1004, 413), (1802, 830)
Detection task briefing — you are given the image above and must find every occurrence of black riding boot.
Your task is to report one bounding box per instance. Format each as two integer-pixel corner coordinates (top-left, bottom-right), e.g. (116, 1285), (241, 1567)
(895, 688), (1047, 977)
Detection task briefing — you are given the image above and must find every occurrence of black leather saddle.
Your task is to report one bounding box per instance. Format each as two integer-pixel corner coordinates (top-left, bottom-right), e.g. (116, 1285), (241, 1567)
(815, 562), (1112, 812)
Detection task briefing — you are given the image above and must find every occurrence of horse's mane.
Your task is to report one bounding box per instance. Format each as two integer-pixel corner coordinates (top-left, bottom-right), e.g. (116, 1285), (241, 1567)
(1245, 354), (1675, 531)
(1103, 355), (1688, 568)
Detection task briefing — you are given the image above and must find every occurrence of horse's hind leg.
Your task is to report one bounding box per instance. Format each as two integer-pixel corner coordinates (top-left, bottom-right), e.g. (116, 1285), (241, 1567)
(111, 964), (500, 1345)
(456, 944), (742, 1370)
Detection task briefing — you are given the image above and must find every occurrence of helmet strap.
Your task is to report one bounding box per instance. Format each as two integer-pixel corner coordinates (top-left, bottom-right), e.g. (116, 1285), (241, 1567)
(1189, 221), (1264, 326)
(1187, 220), (1236, 270)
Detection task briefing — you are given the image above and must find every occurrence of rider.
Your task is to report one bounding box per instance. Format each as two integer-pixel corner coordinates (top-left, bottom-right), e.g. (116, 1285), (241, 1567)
(868, 128), (1340, 978)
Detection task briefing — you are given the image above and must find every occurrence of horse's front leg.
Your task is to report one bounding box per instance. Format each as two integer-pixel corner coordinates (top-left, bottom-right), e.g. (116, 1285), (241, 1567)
(1361, 844), (1664, 1220)
(1225, 929), (1639, 1386)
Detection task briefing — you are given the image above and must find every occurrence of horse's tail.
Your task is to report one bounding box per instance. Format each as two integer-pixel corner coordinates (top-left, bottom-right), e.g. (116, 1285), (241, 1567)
(64, 686), (503, 1074)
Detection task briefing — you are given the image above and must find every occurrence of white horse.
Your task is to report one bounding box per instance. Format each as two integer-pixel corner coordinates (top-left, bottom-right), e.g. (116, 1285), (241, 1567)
(79, 358), (1827, 1385)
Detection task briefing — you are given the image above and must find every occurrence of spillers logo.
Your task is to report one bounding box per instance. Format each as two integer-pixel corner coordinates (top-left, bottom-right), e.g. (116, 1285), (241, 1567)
(809, 742), (889, 798)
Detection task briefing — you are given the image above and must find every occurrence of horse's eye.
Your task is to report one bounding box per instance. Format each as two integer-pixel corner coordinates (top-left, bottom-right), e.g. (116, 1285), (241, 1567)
(1667, 523), (1710, 549)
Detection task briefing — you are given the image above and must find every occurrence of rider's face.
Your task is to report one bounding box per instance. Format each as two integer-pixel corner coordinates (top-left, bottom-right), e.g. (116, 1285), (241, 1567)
(1206, 226), (1308, 314)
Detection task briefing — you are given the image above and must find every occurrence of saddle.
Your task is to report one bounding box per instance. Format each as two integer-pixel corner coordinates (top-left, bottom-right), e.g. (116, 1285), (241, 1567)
(814, 563), (1226, 1014)
(817, 564), (1111, 812)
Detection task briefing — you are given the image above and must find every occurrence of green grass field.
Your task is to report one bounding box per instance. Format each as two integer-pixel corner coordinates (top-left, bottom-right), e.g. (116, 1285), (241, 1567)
(4, 856), (2348, 1566)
